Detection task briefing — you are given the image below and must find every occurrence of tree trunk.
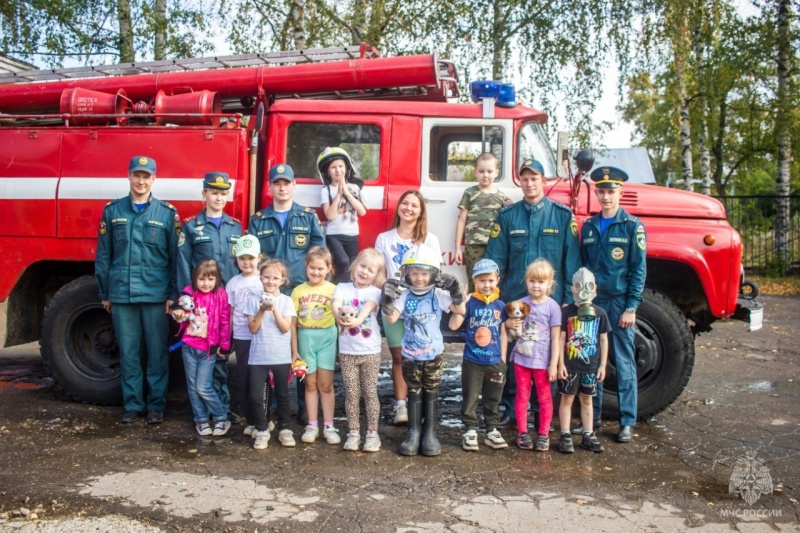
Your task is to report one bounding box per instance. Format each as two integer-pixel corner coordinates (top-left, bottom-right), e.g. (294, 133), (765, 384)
(775, 0), (793, 268)
(491, 1), (505, 80)
(692, 23), (712, 195)
(117, 0), (134, 62)
(351, 0), (367, 44)
(291, 0), (307, 49)
(675, 53), (694, 190)
(154, 0), (167, 60)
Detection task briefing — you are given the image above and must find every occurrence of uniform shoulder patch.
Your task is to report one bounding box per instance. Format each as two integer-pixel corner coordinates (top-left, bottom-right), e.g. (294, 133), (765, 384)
(570, 219), (578, 237)
(490, 222), (501, 239)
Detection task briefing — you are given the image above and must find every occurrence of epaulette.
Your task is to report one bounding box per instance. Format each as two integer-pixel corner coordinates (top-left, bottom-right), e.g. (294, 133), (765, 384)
(304, 207), (314, 213)
(183, 214), (197, 224)
(106, 198), (121, 207)
(552, 202), (573, 213)
(162, 201), (177, 211)
(253, 210), (263, 219)
(498, 203), (515, 214)
(231, 216), (241, 224)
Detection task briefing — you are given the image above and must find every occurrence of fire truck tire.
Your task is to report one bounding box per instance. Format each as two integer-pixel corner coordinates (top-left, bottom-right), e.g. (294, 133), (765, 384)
(601, 289), (695, 420)
(40, 275), (122, 405)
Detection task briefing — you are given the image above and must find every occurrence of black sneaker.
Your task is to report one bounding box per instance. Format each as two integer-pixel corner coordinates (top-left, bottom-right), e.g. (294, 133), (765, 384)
(580, 432), (604, 453)
(497, 413), (514, 428)
(146, 410), (164, 424)
(558, 433), (574, 454)
(122, 410), (140, 423)
(534, 434), (549, 452)
(570, 420), (602, 435)
(516, 432), (533, 450)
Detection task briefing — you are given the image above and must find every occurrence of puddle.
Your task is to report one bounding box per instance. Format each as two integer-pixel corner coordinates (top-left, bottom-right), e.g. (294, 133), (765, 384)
(673, 481), (736, 502)
(78, 468), (320, 524)
(745, 380), (774, 391)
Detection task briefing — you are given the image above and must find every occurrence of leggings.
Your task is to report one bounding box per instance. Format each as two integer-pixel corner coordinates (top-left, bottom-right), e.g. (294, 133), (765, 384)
(326, 234), (359, 283)
(340, 353), (381, 433)
(248, 363), (291, 432)
(515, 364), (552, 436)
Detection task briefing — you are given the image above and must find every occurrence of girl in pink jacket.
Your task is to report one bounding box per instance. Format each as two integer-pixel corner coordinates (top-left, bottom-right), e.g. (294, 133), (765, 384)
(172, 259), (232, 437)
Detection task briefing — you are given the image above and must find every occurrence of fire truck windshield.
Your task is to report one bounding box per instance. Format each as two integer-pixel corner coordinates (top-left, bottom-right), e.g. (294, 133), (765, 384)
(517, 122), (557, 177)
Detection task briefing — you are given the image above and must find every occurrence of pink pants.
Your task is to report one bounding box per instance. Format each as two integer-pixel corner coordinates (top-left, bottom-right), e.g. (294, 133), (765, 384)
(515, 364), (552, 435)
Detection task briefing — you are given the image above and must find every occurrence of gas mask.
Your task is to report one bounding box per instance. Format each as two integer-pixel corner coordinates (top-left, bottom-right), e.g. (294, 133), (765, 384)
(571, 267), (597, 322)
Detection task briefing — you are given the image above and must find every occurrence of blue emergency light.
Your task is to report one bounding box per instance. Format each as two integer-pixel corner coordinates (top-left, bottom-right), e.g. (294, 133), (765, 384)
(469, 81), (516, 108)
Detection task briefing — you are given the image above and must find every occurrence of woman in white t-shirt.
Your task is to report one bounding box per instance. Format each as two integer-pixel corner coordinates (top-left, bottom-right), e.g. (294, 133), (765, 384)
(318, 147), (366, 283)
(374, 190), (442, 426)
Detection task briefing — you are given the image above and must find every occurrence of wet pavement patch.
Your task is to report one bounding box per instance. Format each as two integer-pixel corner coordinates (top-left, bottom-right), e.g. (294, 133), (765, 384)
(78, 469), (320, 525)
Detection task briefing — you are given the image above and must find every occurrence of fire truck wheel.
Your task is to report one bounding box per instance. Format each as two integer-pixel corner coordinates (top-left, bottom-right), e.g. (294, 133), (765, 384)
(40, 275), (122, 405)
(601, 289), (695, 420)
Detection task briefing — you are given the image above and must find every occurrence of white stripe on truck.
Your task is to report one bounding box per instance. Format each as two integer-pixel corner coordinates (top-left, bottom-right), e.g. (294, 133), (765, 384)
(57, 178), (236, 201)
(0, 177), (59, 199)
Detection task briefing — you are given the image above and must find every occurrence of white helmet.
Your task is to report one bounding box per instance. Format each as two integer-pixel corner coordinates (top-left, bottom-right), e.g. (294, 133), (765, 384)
(400, 245), (440, 292)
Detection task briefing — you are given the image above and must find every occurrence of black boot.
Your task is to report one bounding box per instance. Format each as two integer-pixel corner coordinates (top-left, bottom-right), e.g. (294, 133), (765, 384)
(420, 389), (441, 456)
(398, 391), (422, 456)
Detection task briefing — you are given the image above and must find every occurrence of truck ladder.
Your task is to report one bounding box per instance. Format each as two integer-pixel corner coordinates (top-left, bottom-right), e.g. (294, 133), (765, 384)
(0, 45), (381, 85)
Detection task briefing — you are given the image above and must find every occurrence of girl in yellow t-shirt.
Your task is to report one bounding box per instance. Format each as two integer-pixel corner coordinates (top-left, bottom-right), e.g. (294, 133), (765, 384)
(291, 246), (339, 445)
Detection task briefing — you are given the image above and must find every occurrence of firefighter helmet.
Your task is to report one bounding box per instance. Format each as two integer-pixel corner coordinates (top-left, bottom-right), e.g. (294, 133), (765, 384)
(400, 245), (441, 292)
(317, 146), (356, 185)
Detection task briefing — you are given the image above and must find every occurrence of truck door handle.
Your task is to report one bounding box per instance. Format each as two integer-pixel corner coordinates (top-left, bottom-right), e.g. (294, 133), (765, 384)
(423, 197), (446, 204)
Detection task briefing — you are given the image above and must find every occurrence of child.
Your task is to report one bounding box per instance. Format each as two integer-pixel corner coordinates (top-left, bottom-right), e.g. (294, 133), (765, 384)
(318, 147), (367, 283)
(245, 259), (298, 449)
(454, 153), (510, 292)
(382, 244), (466, 456)
(508, 259), (561, 452)
(226, 234), (264, 436)
(449, 259), (508, 452)
(557, 267), (611, 453)
(171, 259), (232, 437)
(291, 246), (339, 445)
(177, 172), (243, 423)
(332, 248), (387, 452)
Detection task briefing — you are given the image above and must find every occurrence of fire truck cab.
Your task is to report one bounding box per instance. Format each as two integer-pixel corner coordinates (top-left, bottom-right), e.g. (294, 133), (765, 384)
(0, 46), (761, 418)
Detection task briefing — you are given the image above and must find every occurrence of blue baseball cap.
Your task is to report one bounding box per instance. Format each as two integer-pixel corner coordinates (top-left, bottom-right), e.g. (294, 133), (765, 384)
(518, 159), (545, 176)
(203, 171), (231, 190)
(269, 164), (295, 183)
(129, 156), (156, 175)
(472, 258), (500, 278)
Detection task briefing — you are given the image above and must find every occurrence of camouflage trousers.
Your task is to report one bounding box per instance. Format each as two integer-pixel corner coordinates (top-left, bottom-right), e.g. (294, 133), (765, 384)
(464, 244), (487, 293)
(401, 354), (444, 394)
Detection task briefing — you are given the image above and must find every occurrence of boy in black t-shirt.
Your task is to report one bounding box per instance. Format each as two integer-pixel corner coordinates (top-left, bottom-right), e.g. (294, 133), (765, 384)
(556, 268), (611, 453)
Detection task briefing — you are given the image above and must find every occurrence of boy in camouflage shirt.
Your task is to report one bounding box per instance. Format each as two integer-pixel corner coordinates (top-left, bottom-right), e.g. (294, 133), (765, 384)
(454, 152), (511, 292)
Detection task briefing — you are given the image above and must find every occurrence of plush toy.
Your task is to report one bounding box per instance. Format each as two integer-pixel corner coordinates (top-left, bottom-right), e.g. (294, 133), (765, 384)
(504, 300), (531, 341)
(338, 304), (359, 334)
(292, 358), (309, 382)
(260, 292), (276, 310)
(172, 293), (196, 323)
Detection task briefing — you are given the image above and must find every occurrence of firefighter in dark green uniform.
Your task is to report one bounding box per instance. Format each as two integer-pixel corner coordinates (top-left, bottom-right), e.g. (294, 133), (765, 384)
(247, 163), (324, 425)
(484, 159), (581, 425)
(579, 166), (646, 443)
(247, 164), (325, 292)
(95, 156), (180, 424)
(177, 171), (243, 421)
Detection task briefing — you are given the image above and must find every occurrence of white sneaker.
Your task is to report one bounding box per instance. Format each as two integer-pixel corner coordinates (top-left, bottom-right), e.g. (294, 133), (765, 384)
(301, 425), (319, 443)
(343, 431), (360, 451)
(462, 429), (479, 451)
(243, 425), (256, 437)
(323, 426), (341, 445)
(279, 429), (296, 447)
(485, 429), (508, 450)
(394, 402), (408, 425)
(268, 420), (276, 432)
(363, 431), (381, 453)
(253, 429), (270, 450)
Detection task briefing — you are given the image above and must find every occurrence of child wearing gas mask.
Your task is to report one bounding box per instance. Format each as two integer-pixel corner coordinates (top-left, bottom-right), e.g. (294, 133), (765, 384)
(381, 244), (466, 456)
(556, 267), (611, 454)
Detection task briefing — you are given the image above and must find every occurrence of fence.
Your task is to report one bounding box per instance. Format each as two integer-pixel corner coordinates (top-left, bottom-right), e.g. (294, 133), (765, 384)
(713, 195), (800, 275)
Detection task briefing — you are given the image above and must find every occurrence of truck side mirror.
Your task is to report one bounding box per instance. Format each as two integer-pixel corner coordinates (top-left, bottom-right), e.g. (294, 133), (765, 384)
(556, 131), (570, 178)
(574, 149), (595, 173)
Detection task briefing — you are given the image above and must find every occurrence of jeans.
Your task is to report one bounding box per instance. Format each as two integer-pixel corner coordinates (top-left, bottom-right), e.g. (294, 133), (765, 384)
(182, 346), (227, 424)
(212, 358), (231, 414)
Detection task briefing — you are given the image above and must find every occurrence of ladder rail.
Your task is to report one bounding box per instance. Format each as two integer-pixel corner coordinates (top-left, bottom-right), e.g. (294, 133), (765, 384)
(0, 45), (381, 85)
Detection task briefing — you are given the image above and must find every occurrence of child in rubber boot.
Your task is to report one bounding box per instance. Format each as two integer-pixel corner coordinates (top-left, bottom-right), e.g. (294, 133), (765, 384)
(449, 258), (509, 451)
(382, 245), (466, 456)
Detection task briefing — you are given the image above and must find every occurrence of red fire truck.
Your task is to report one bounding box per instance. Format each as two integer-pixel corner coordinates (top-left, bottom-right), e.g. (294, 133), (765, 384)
(0, 45), (761, 418)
